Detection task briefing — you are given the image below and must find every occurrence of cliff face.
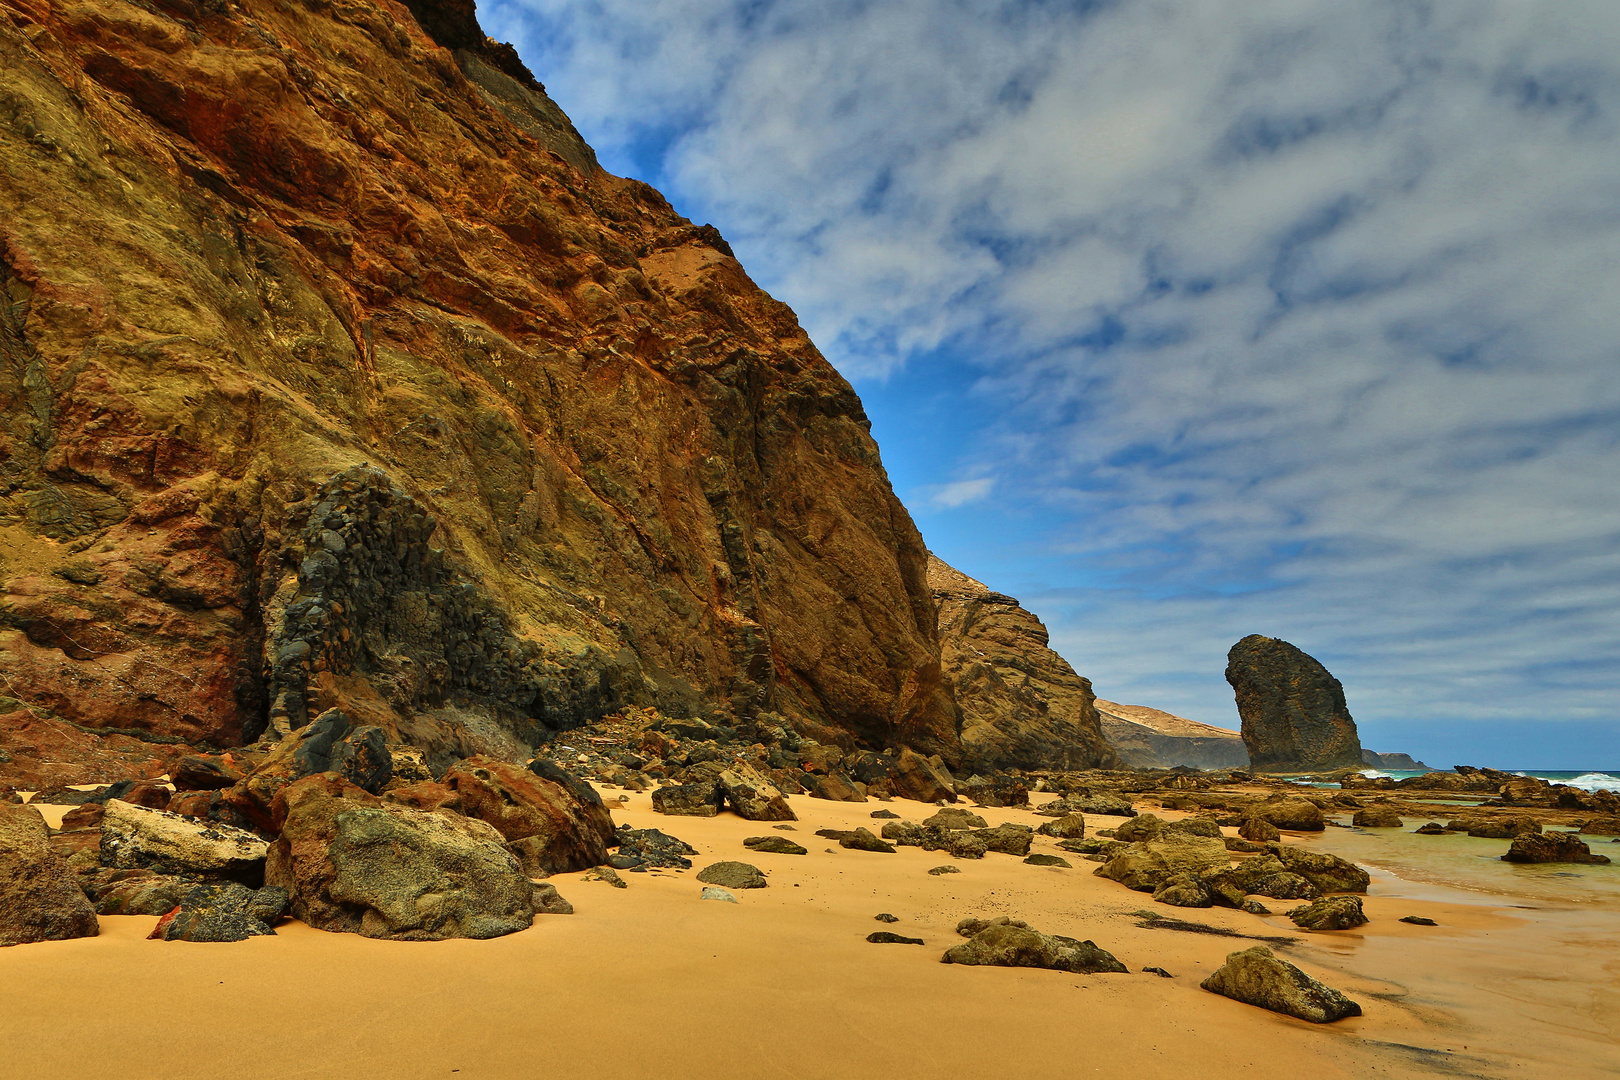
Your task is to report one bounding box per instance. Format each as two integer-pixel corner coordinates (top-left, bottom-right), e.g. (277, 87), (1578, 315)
(928, 555), (1118, 772)
(1094, 700), (1249, 770)
(1225, 635), (1362, 772)
(0, 0), (958, 783)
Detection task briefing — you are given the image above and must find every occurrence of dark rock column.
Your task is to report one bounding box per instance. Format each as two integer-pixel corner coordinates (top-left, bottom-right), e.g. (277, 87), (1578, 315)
(1225, 635), (1362, 771)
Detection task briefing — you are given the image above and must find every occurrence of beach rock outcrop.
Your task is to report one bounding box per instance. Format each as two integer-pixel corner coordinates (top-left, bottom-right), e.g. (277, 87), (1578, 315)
(1036, 814), (1087, 839)
(943, 919), (1127, 974)
(1225, 636), (1363, 771)
(890, 749), (957, 804)
(1201, 946), (1362, 1023)
(612, 826), (697, 870)
(1036, 793), (1136, 818)
(929, 557), (1119, 772)
(1351, 806), (1403, 828)
(443, 756), (613, 877)
(0, 802), (100, 946)
(652, 783), (722, 818)
(149, 882), (290, 942)
(1288, 895), (1368, 931)
(1267, 844), (1370, 894)
(695, 861), (768, 889)
(717, 768), (796, 821)
(1093, 834), (1229, 892)
(1501, 832), (1611, 865)
(1249, 799), (1326, 832)
(925, 808), (989, 831)
(100, 800), (268, 885)
(743, 835), (807, 855)
(266, 777), (536, 940)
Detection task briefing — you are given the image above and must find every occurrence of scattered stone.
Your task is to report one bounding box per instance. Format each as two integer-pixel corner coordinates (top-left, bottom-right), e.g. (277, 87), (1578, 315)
(927, 865), (961, 876)
(1223, 837), (1268, 852)
(1399, 916), (1437, 926)
(1143, 966), (1173, 978)
(171, 755), (243, 792)
(1201, 945), (1362, 1022)
(1287, 895), (1368, 931)
(60, 803), (105, 830)
(1241, 900), (1272, 915)
(1237, 817), (1282, 842)
(1414, 822), (1446, 835)
(874, 913), (900, 923)
(1024, 854), (1072, 868)
(956, 915), (1028, 937)
(1451, 816), (1541, 839)
(925, 807), (988, 831)
(82, 868), (186, 916)
(870, 809), (900, 819)
(701, 887), (738, 903)
(1152, 875), (1213, 908)
(1267, 844), (1370, 894)
(1502, 832), (1611, 865)
(1578, 816), (1620, 836)
(583, 866), (627, 888)
(101, 800), (268, 885)
(973, 822), (1035, 856)
(1351, 806), (1403, 828)
(1035, 813), (1087, 839)
(772, 823), (798, 831)
(717, 767), (797, 821)
(839, 827), (896, 853)
(612, 826), (697, 871)
(0, 803), (100, 946)
(953, 775), (1029, 808)
(1250, 799), (1326, 832)
(696, 861), (768, 889)
(268, 776), (538, 939)
(868, 931), (925, 945)
(651, 782), (721, 817)
(744, 835), (808, 855)
(531, 882), (574, 915)
(943, 922), (1128, 974)
(1037, 793), (1136, 818)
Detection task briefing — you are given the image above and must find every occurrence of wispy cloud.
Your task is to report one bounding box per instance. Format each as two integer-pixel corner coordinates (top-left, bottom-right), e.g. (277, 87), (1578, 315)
(487, 0), (1620, 765)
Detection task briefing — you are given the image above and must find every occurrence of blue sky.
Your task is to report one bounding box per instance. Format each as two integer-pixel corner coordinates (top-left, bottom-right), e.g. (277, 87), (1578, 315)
(483, 0), (1620, 769)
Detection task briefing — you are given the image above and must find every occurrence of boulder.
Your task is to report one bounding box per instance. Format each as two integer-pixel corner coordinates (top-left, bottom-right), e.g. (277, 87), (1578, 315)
(695, 861), (768, 889)
(701, 887), (739, 903)
(891, 749), (956, 804)
(928, 865), (961, 875)
(100, 800), (268, 885)
(149, 882), (290, 942)
(1201, 946), (1362, 1023)
(651, 782), (722, 817)
(611, 826), (697, 870)
(1036, 813), (1087, 839)
(1414, 822), (1446, 835)
(717, 768), (796, 821)
(744, 835), (808, 855)
(443, 756), (613, 877)
(972, 822), (1035, 857)
(1351, 807), (1403, 828)
(1450, 816), (1540, 839)
(1579, 816), (1620, 836)
(1152, 875), (1214, 908)
(60, 803), (105, 830)
(1115, 813), (1222, 843)
(839, 827), (897, 853)
(0, 803), (100, 946)
(266, 776), (536, 940)
(1251, 799), (1325, 832)
(868, 931), (926, 944)
(171, 755), (242, 792)
(943, 922), (1127, 974)
(953, 775), (1030, 807)
(288, 711), (393, 794)
(1094, 834), (1229, 893)
(1267, 844), (1369, 894)
(810, 773), (867, 803)
(107, 781), (173, 810)
(1036, 792), (1135, 818)
(1225, 635), (1363, 771)
(1502, 832), (1611, 865)
(1288, 895), (1368, 930)
(81, 868), (186, 916)
(531, 882), (574, 915)
(925, 808), (988, 831)
(1238, 816), (1281, 842)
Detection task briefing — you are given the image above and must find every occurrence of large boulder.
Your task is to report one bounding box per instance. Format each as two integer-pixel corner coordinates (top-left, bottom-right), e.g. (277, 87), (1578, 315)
(220, 711), (395, 830)
(1267, 844), (1370, 894)
(953, 774), (1030, 807)
(1250, 798), (1326, 832)
(926, 808), (989, 831)
(891, 749), (956, 804)
(1225, 635), (1363, 771)
(1036, 813), (1087, 839)
(1036, 792), (1136, 818)
(1114, 813), (1222, 843)
(443, 756), (614, 877)
(613, 826), (697, 870)
(1288, 895), (1368, 931)
(1351, 806), (1403, 828)
(100, 800), (268, 885)
(266, 776), (536, 940)
(810, 773), (867, 803)
(1094, 834), (1229, 892)
(717, 768), (796, 821)
(1201, 945), (1362, 1022)
(943, 920), (1127, 974)
(651, 782), (722, 817)
(0, 802), (99, 946)
(1502, 832), (1611, 865)
(973, 822), (1035, 857)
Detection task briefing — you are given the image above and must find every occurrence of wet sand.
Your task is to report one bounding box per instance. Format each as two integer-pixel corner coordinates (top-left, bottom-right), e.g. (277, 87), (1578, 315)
(3, 790), (1617, 1079)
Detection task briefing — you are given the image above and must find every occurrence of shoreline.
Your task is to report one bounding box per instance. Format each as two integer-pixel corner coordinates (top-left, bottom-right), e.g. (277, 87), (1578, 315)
(5, 787), (1618, 1079)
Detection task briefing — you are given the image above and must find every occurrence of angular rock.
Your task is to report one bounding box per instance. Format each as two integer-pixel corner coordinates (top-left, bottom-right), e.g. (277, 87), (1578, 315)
(870, 809), (901, 819)
(1225, 636), (1363, 771)
(717, 768), (796, 821)
(925, 807), (988, 831)
(972, 822), (1034, 857)
(290, 712), (393, 795)
(151, 882), (289, 942)
(651, 782), (722, 817)
(943, 922), (1127, 974)
(612, 826), (697, 870)
(1024, 854), (1071, 868)
(583, 866), (627, 888)
(171, 756), (243, 792)
(1452, 816), (1541, 839)
(810, 773), (867, 803)
(695, 861), (768, 889)
(1250, 799), (1325, 832)
(1115, 813), (1221, 843)
(1267, 844), (1370, 894)
(82, 868), (185, 916)
(1502, 832), (1611, 865)
(890, 749), (956, 804)
(868, 931), (925, 944)
(100, 800), (268, 885)
(531, 882), (574, 915)
(1037, 793), (1137, 818)
(874, 913), (900, 922)
(1152, 875), (1214, 908)
(1201, 945), (1362, 1022)
(744, 835), (808, 855)
(700, 887), (738, 903)
(1036, 813), (1087, 839)
(1414, 822), (1446, 835)
(444, 756), (613, 877)
(839, 827), (897, 853)
(1238, 816), (1282, 842)
(1399, 916), (1437, 926)
(0, 803), (99, 946)
(266, 776), (535, 940)
(1094, 834), (1229, 893)
(1288, 895), (1368, 931)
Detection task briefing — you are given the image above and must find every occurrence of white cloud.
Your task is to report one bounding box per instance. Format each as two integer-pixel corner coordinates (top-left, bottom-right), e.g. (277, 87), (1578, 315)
(487, 0), (1620, 763)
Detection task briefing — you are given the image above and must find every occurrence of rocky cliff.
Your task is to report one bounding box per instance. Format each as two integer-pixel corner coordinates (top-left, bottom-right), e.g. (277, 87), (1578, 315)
(0, 0), (960, 784)
(928, 555), (1118, 772)
(1095, 700), (1249, 770)
(1225, 635), (1362, 772)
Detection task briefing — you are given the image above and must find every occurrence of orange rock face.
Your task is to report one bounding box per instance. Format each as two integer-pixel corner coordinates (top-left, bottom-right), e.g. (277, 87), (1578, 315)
(0, 0), (958, 778)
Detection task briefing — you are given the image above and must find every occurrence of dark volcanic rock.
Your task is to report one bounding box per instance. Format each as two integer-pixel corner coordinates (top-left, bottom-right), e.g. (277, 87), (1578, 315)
(652, 783), (722, 818)
(150, 882), (289, 942)
(1225, 635), (1363, 771)
(868, 931), (925, 945)
(1201, 945), (1362, 1023)
(82, 868), (186, 916)
(613, 826), (697, 870)
(1502, 832), (1611, 865)
(171, 755), (243, 792)
(0, 802), (100, 946)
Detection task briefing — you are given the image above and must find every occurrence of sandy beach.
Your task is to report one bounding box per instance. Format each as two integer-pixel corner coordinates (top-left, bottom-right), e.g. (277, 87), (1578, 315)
(4, 788), (1617, 1080)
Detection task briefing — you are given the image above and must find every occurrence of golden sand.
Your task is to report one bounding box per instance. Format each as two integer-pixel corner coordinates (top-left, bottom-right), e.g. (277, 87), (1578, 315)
(2, 789), (1616, 1080)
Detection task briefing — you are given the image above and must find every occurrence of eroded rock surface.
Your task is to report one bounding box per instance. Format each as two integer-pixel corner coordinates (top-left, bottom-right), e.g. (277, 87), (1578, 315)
(1201, 946), (1362, 1023)
(1225, 636), (1363, 771)
(0, 802), (99, 945)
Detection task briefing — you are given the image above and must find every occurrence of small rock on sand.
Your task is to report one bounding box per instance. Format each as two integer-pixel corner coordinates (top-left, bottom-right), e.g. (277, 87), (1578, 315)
(696, 861), (768, 889)
(701, 887), (738, 903)
(583, 866), (627, 888)
(868, 931), (924, 944)
(1024, 854), (1072, 868)
(874, 913), (899, 922)
(1399, 916), (1437, 926)
(1288, 895), (1368, 931)
(928, 865), (961, 875)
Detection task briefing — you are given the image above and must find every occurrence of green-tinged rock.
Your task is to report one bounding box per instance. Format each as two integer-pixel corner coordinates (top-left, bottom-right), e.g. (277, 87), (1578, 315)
(1201, 945), (1362, 1022)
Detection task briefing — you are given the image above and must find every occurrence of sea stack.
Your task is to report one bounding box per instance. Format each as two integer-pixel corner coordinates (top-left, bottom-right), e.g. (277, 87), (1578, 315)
(1225, 635), (1363, 771)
